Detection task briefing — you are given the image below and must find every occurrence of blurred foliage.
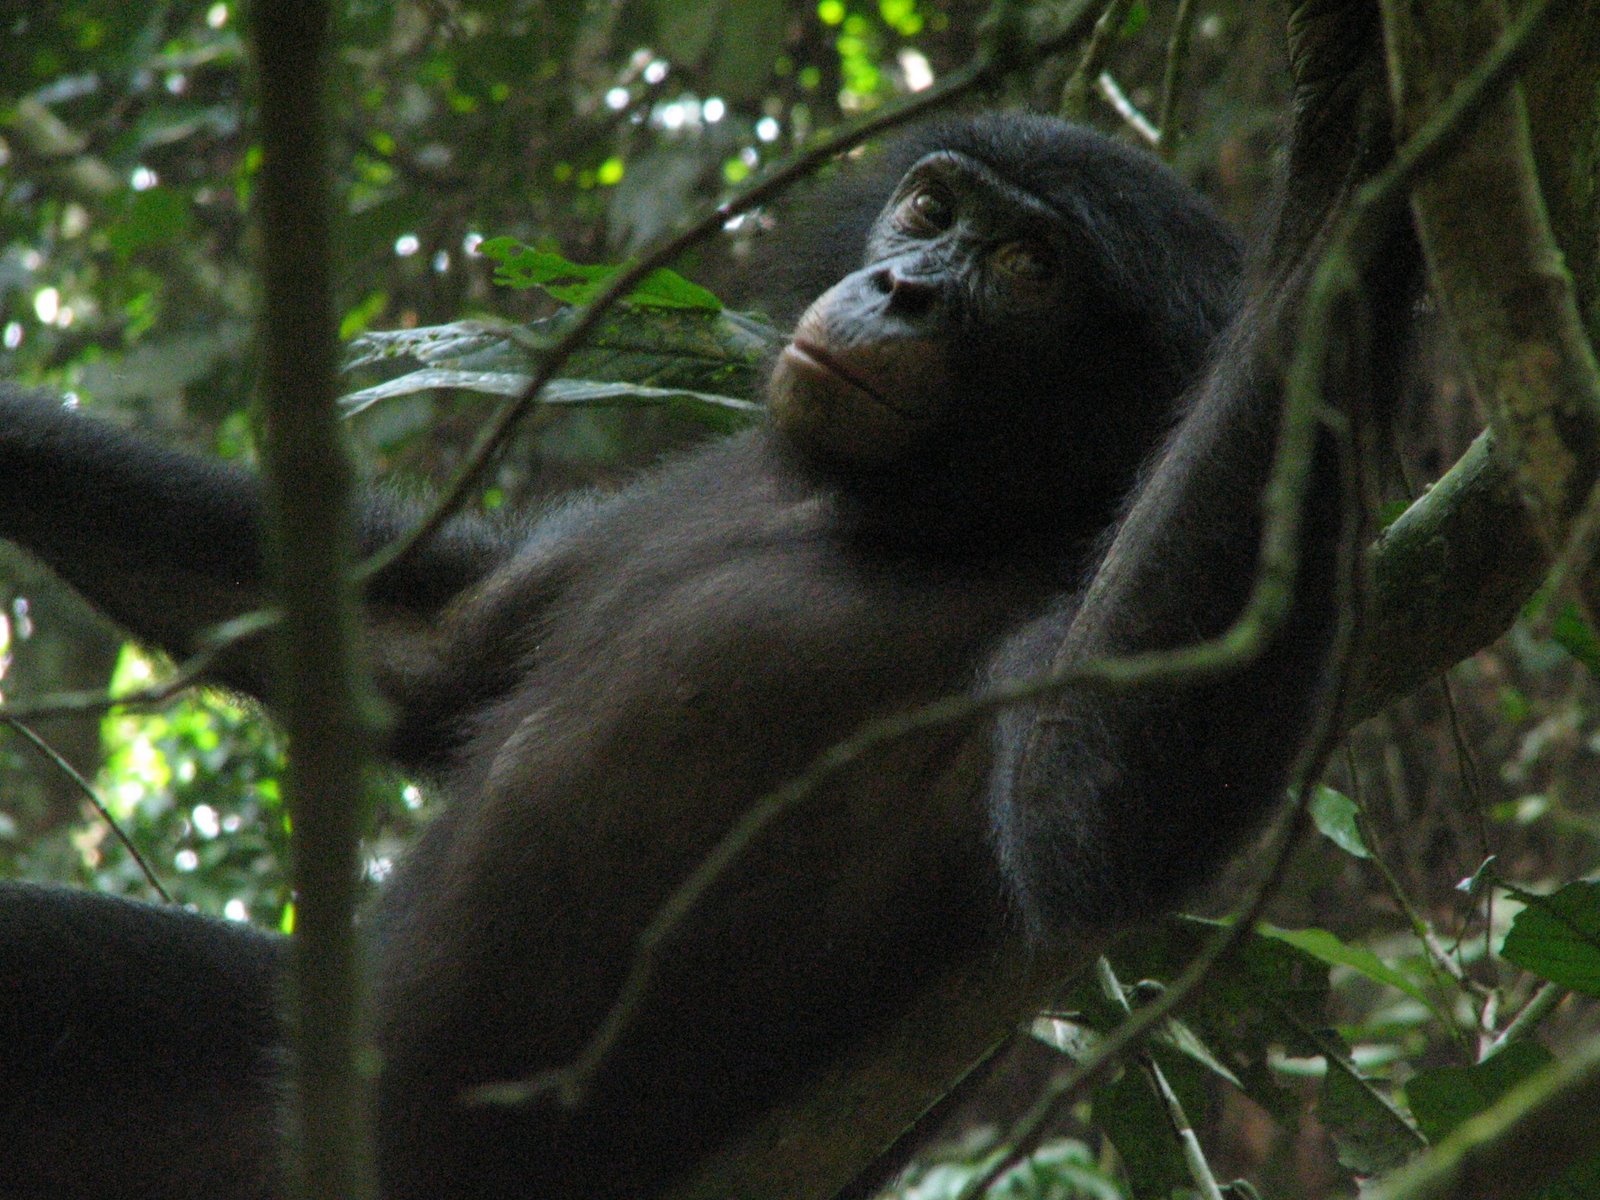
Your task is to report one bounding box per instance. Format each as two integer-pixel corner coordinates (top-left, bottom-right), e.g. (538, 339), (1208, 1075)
(2, 2), (1600, 1198)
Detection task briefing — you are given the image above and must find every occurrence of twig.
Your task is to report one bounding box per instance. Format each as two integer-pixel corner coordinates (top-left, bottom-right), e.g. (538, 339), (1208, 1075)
(1483, 981), (1567, 1060)
(0, 717), (172, 903)
(1435, 671), (1495, 1027)
(1539, 471), (1600, 624)
(957, 785), (1320, 1199)
(1344, 747), (1471, 991)
(1062, 0), (1136, 119)
(1095, 72), (1160, 144)
(1098, 958), (1227, 1200)
(1158, 0), (1200, 158)
(0, 611), (276, 723)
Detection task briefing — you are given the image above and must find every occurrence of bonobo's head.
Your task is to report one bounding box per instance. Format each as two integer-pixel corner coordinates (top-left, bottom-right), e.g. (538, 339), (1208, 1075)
(766, 114), (1242, 550)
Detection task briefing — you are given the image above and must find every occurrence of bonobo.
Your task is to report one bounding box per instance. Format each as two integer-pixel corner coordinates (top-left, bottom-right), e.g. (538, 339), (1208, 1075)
(0, 37), (1409, 1200)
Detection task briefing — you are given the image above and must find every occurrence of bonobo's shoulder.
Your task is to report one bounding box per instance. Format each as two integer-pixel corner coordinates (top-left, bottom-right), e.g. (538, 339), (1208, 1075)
(0, 383), (82, 435)
(0, 381), (58, 406)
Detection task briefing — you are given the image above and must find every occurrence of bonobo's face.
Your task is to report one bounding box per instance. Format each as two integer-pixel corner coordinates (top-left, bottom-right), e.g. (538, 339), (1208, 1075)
(768, 148), (1083, 475)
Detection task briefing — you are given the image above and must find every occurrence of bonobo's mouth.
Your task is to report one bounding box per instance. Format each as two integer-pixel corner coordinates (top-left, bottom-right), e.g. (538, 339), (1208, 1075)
(782, 339), (920, 417)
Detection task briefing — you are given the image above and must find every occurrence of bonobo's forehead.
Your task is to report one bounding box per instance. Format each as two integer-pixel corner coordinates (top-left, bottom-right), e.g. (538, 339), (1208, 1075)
(862, 148), (1079, 267)
(885, 150), (1067, 230)
(883, 112), (1211, 235)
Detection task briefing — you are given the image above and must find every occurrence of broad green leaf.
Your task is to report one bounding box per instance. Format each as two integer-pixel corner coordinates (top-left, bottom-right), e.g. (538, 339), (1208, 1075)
(346, 310), (778, 395)
(1059, 917), (1332, 1127)
(1502, 882), (1600, 995)
(627, 269), (723, 311)
(340, 308), (780, 434)
(479, 239), (722, 310)
(1155, 1015), (1243, 1090)
(1310, 785), (1371, 859)
(1092, 1062), (1193, 1200)
(1318, 1054), (1422, 1174)
(340, 371), (758, 430)
(1404, 1041), (1554, 1142)
(1404, 1043), (1600, 1200)
(1262, 925), (1449, 1024)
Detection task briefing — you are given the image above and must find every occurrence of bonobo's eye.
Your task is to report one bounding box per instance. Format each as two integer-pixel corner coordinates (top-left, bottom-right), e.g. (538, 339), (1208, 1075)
(993, 240), (1056, 282)
(896, 185), (955, 235)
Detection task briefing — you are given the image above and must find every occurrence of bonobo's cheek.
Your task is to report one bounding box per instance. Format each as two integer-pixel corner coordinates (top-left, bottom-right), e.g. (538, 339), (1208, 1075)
(768, 291), (952, 469)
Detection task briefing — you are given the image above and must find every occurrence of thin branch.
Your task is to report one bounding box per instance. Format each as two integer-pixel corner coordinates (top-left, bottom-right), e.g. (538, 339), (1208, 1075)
(0, 611), (276, 723)
(957, 785), (1320, 1200)
(1382, 0), (1600, 612)
(1538, 470), (1600, 615)
(1062, 0), (1137, 119)
(0, 717), (172, 903)
(1343, 746), (1475, 1007)
(959, 148), (1391, 1192)
(251, 0), (377, 1194)
(1436, 672), (1495, 1008)
(1158, 0), (1201, 158)
(1095, 72), (1160, 145)
(1098, 958), (1227, 1200)
(1483, 982), (1567, 1060)
(1370, 1030), (1600, 1200)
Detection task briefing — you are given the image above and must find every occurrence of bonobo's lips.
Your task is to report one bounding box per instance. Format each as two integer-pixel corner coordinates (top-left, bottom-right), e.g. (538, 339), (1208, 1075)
(781, 339), (916, 415)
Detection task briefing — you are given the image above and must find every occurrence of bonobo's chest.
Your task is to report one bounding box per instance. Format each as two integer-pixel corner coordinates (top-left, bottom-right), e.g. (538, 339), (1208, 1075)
(551, 492), (1044, 729)
(451, 478), (1050, 822)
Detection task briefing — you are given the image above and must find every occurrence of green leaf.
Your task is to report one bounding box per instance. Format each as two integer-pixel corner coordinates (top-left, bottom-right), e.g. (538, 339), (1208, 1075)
(1404, 1044), (1600, 1200)
(1155, 1016), (1243, 1090)
(339, 371), (758, 431)
(893, 1139), (1125, 1200)
(1310, 785), (1371, 859)
(627, 268), (724, 311)
(479, 239), (722, 310)
(1404, 1041), (1554, 1142)
(1093, 1064), (1191, 1200)
(1070, 917), (1332, 1126)
(1551, 603), (1600, 676)
(1262, 925), (1449, 1023)
(107, 187), (195, 258)
(654, 0), (722, 63)
(341, 309), (780, 431)
(1318, 1054), (1422, 1174)
(1502, 882), (1600, 995)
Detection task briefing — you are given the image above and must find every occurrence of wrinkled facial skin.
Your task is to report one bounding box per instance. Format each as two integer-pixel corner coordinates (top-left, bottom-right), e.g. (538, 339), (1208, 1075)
(768, 150), (1082, 476)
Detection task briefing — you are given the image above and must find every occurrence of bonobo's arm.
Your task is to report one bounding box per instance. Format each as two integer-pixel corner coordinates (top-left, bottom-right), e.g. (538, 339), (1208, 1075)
(0, 384), (515, 758)
(989, 0), (1414, 934)
(0, 885), (286, 1199)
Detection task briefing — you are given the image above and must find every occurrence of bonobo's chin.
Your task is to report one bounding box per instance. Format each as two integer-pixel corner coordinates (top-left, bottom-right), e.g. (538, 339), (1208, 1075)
(767, 339), (939, 474)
